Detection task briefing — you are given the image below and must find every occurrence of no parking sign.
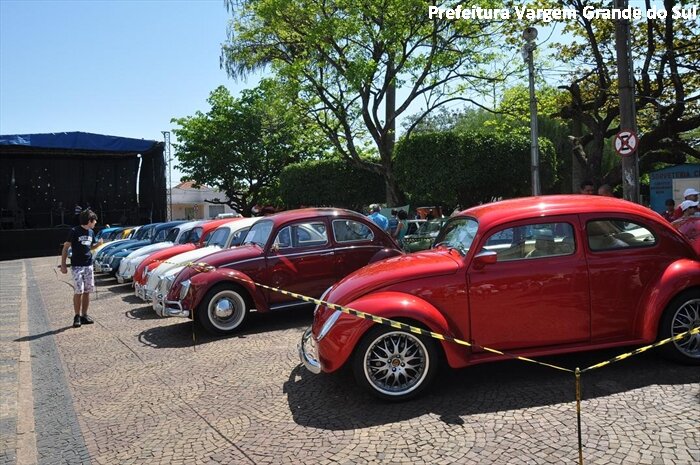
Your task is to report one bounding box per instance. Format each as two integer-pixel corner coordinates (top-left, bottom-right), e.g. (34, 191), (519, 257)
(614, 130), (638, 157)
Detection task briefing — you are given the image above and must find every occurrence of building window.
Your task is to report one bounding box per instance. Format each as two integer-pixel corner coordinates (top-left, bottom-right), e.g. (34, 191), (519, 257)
(208, 205), (225, 218)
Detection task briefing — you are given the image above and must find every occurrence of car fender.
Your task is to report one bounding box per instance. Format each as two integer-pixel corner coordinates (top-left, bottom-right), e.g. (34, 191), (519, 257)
(636, 258), (700, 341)
(368, 247), (403, 264)
(319, 291), (466, 373)
(188, 268), (268, 313)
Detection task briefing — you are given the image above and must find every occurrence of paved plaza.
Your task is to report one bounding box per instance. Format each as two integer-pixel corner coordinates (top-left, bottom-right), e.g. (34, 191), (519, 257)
(1, 257), (698, 465)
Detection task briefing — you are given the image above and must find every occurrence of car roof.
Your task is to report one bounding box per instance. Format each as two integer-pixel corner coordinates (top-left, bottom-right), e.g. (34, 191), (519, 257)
(257, 208), (369, 226)
(459, 195), (666, 229)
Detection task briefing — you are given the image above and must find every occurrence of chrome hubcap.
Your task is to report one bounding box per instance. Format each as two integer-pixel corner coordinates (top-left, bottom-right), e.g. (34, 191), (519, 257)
(214, 298), (235, 319)
(672, 299), (700, 358)
(364, 332), (428, 396)
(208, 290), (246, 330)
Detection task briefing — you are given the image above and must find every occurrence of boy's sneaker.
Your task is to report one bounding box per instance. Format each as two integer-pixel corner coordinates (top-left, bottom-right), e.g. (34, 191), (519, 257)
(73, 315), (81, 328)
(80, 315), (94, 324)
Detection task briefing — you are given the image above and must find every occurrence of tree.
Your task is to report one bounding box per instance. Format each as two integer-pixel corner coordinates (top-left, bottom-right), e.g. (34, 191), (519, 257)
(221, 0), (509, 205)
(171, 80), (324, 216)
(511, 0), (700, 185)
(394, 131), (558, 207)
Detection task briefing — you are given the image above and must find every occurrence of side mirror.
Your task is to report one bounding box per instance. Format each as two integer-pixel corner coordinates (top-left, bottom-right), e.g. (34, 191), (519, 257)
(270, 243), (280, 253)
(472, 250), (497, 270)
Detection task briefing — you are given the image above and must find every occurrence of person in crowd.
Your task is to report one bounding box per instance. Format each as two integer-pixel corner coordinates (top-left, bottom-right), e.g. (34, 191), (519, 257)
(661, 199), (675, 222)
(60, 209), (103, 328)
(367, 204), (389, 231)
(579, 180), (595, 195)
(671, 188), (700, 220)
(393, 210), (409, 248)
(672, 200), (700, 253)
(388, 209), (398, 234)
(598, 184), (614, 197)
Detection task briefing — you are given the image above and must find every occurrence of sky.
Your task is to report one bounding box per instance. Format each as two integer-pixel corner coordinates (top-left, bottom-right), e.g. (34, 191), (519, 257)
(0, 0), (258, 186)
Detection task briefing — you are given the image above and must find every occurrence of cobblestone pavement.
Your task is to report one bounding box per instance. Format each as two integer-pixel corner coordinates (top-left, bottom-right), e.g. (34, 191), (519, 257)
(1, 256), (699, 465)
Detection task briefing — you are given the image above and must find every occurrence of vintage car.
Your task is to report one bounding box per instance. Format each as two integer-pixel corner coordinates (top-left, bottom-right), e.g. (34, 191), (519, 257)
(300, 195), (700, 401)
(115, 220), (203, 283)
(136, 217), (258, 302)
(96, 222), (185, 274)
(403, 217), (449, 252)
(132, 218), (247, 297)
(156, 208), (403, 335)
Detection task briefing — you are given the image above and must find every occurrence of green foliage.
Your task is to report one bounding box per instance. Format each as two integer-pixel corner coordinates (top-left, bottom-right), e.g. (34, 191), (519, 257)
(171, 80), (327, 216)
(394, 131), (558, 207)
(279, 159), (385, 211)
(222, 0), (511, 204)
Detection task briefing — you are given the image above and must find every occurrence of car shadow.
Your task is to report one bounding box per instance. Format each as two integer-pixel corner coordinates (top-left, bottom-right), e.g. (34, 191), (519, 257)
(126, 306), (161, 320)
(137, 310), (314, 349)
(102, 282), (133, 294)
(122, 294), (144, 305)
(283, 347), (700, 430)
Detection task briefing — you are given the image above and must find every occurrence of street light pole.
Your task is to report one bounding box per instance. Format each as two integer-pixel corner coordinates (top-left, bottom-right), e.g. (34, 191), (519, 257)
(522, 27), (541, 196)
(161, 131), (172, 221)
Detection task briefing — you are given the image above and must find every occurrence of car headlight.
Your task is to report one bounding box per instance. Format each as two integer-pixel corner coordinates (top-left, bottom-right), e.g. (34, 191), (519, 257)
(179, 279), (191, 300)
(142, 268), (149, 280)
(318, 310), (342, 341)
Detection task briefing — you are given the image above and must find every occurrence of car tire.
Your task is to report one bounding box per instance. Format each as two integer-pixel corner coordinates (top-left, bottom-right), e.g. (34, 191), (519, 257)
(352, 323), (440, 401)
(197, 284), (250, 335)
(658, 289), (700, 364)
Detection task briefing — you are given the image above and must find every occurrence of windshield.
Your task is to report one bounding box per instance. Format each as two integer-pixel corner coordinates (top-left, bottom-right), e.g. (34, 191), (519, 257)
(133, 225), (151, 241)
(418, 219), (447, 236)
(206, 227), (230, 247)
(433, 217), (479, 255)
(243, 220), (274, 247)
(165, 228), (179, 243)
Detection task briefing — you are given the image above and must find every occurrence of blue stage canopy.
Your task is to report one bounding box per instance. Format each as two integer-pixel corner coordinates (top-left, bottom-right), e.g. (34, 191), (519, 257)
(0, 131), (158, 153)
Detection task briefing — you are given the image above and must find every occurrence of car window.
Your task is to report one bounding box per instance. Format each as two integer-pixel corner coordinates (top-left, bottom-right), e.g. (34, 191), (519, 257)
(200, 230), (213, 244)
(587, 219), (656, 251)
(406, 221), (421, 235)
(184, 227), (203, 244)
(434, 217), (478, 255)
(332, 219), (374, 242)
(483, 222), (575, 261)
(207, 227), (230, 247)
(274, 222), (329, 249)
(155, 229), (169, 242)
(229, 227), (250, 247)
(244, 220), (274, 247)
(165, 228), (179, 243)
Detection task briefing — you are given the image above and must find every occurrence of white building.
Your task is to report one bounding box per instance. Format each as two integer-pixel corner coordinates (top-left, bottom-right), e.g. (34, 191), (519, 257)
(170, 182), (238, 220)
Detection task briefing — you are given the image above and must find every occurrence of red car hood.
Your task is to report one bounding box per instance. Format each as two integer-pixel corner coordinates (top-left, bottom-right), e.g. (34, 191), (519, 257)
(327, 249), (462, 306)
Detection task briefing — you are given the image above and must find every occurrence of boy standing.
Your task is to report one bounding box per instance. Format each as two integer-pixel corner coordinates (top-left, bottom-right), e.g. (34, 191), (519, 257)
(60, 209), (102, 327)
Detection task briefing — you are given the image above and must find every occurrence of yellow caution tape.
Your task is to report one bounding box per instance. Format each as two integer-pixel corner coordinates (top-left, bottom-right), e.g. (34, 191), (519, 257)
(160, 260), (699, 375)
(580, 326), (700, 373)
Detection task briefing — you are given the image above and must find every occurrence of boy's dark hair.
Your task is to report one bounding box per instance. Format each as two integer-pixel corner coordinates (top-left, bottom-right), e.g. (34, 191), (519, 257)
(397, 210), (408, 220)
(580, 180), (594, 190)
(665, 198), (675, 206)
(79, 209), (97, 226)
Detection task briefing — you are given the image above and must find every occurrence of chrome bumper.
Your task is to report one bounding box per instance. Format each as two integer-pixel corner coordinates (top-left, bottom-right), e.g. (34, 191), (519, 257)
(151, 293), (190, 318)
(298, 327), (321, 374)
(116, 273), (131, 284)
(134, 283), (149, 301)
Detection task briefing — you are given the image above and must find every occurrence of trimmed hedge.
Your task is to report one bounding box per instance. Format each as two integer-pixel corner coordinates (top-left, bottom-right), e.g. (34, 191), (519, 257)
(394, 131), (558, 207)
(279, 158), (385, 211)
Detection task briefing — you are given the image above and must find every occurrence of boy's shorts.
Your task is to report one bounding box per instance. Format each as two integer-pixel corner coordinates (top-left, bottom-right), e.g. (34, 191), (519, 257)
(71, 266), (95, 294)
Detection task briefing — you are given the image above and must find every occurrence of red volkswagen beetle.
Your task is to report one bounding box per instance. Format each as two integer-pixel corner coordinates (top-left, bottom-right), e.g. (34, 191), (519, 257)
(157, 208), (402, 335)
(300, 196), (700, 400)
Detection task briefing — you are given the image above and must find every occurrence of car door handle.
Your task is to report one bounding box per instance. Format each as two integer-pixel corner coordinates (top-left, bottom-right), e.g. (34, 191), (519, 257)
(318, 252), (334, 256)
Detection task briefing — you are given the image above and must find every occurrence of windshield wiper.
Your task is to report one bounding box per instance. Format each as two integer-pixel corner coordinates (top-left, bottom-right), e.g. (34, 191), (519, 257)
(434, 241), (467, 256)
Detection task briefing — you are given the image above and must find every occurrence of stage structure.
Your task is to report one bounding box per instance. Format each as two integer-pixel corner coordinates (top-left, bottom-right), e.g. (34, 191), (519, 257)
(0, 131), (167, 259)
